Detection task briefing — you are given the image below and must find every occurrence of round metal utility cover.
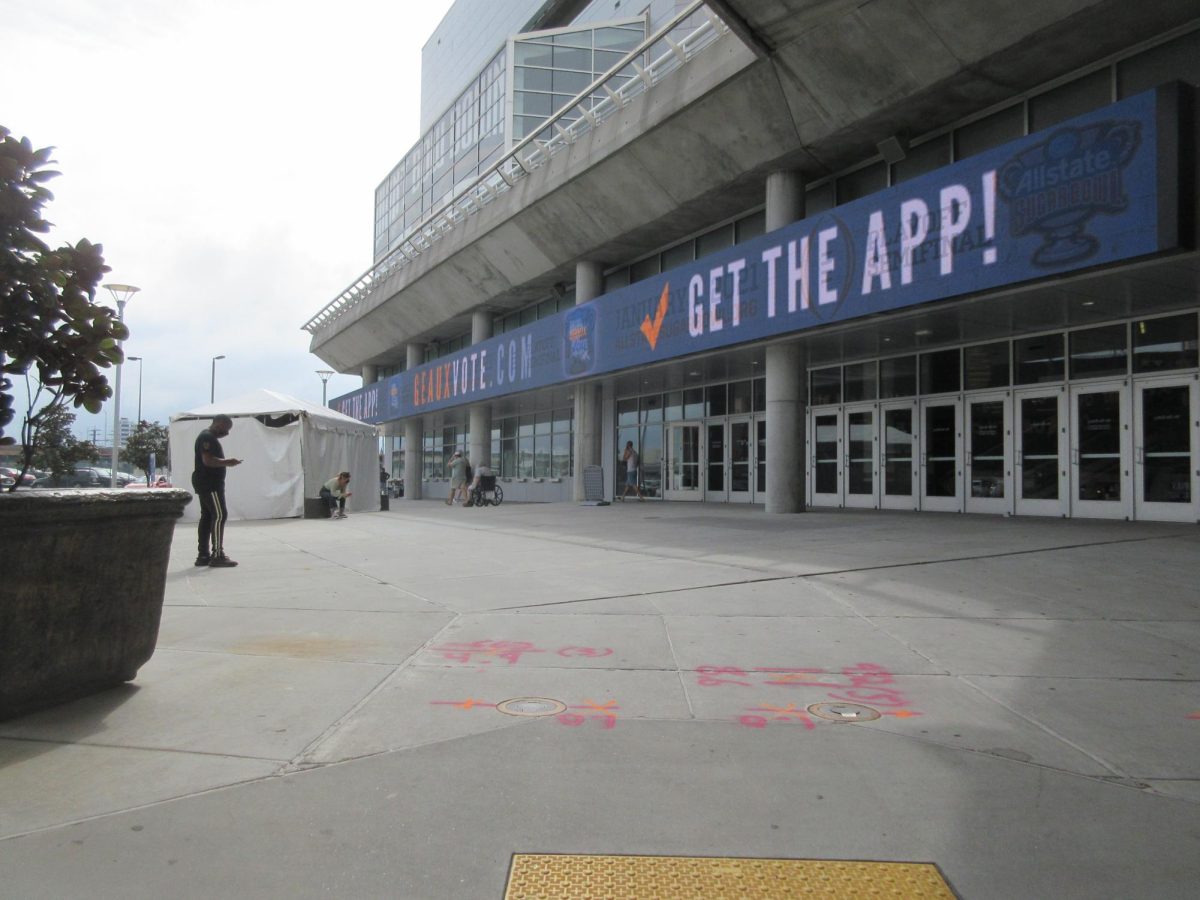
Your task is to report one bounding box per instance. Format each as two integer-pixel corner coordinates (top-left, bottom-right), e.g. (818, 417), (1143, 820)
(807, 702), (881, 722)
(496, 697), (567, 717)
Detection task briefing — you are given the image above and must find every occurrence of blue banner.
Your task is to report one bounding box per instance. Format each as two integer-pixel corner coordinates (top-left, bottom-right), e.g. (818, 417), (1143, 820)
(332, 86), (1182, 424)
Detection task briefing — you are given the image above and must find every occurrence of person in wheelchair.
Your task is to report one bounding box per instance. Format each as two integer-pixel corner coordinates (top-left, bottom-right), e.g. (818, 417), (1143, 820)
(465, 462), (502, 507)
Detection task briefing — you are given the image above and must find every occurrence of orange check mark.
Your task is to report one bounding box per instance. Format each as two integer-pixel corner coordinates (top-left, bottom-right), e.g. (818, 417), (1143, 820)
(640, 283), (670, 350)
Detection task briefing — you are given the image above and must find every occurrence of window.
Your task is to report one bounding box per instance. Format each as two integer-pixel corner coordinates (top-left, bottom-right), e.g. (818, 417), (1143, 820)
(920, 349), (961, 394)
(729, 380), (753, 414)
(880, 356), (917, 398)
(843, 361), (878, 403)
(1014, 334), (1065, 384)
(1133, 314), (1199, 373)
(1070, 324), (1127, 379)
(964, 342), (1010, 390)
(518, 416), (535, 478)
(706, 384), (727, 416)
(810, 367), (841, 406)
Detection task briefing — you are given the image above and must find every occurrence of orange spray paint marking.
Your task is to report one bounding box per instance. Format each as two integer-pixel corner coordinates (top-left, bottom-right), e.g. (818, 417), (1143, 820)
(430, 698), (495, 710)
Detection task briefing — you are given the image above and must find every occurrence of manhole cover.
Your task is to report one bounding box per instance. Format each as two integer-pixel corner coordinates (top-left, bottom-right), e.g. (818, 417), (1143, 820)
(807, 702), (881, 722)
(496, 697), (567, 717)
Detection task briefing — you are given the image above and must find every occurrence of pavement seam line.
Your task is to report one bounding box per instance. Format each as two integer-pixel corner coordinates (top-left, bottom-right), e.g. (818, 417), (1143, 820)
(284, 611), (466, 768)
(267, 535), (458, 614)
(484, 532), (1194, 611)
(0, 735), (288, 763)
(956, 675), (1131, 778)
(658, 612), (696, 719)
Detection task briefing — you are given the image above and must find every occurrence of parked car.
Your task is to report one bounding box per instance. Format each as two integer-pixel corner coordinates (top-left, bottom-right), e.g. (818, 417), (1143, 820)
(0, 466), (37, 487)
(34, 467), (107, 488)
(125, 476), (174, 489)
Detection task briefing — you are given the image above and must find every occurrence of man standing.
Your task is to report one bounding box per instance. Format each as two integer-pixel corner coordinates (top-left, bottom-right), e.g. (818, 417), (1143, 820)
(620, 440), (644, 501)
(192, 414), (241, 567)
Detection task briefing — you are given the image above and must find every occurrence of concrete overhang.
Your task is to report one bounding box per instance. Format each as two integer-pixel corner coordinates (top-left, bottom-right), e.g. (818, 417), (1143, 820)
(309, 0), (1198, 373)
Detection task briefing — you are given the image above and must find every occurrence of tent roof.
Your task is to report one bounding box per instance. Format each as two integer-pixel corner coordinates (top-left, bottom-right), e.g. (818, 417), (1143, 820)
(171, 389), (374, 431)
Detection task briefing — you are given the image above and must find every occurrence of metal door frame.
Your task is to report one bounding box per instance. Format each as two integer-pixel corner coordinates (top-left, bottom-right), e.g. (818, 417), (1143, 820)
(1014, 386), (1069, 518)
(727, 415), (754, 503)
(1133, 373), (1199, 523)
(664, 421), (704, 501)
(1069, 380), (1132, 520)
(919, 397), (963, 513)
(965, 391), (1013, 515)
(809, 406), (842, 507)
(880, 399), (918, 511)
(843, 402), (879, 509)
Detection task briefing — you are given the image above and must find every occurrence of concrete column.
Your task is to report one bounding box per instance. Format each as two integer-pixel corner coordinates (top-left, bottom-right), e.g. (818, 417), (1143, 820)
(471, 310), (493, 345)
(468, 311), (493, 469)
(362, 364), (377, 385)
(403, 418), (422, 501)
(765, 342), (805, 513)
(572, 260), (605, 500)
(406, 343), (424, 370)
(402, 344), (425, 501)
(765, 170), (805, 231)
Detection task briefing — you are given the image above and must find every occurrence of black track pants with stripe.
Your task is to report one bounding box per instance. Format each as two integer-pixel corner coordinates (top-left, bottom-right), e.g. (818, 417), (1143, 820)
(194, 480), (229, 556)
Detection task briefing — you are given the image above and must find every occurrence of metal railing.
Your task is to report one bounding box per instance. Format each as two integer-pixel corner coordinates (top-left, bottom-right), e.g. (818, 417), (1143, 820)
(303, 0), (730, 336)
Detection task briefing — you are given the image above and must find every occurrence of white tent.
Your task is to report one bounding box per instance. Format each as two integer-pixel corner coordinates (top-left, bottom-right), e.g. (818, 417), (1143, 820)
(169, 389), (379, 521)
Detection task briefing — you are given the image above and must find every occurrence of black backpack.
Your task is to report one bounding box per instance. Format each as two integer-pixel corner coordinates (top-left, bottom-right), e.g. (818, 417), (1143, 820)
(464, 462), (473, 482)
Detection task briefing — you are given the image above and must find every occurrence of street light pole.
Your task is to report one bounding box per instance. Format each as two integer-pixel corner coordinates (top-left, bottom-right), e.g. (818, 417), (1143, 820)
(316, 369), (334, 406)
(127, 356), (143, 424)
(104, 283), (140, 488)
(211, 355), (225, 403)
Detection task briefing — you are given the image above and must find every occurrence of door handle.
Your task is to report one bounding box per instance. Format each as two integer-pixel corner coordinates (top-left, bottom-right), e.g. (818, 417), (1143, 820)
(1135, 447), (1144, 464)
(966, 452), (973, 466)
(1071, 448), (1079, 465)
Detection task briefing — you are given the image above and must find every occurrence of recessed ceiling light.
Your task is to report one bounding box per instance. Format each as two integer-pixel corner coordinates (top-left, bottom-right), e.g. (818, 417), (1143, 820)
(1081, 300), (1095, 307)
(914, 329), (933, 336)
(688, 371), (700, 377)
(883, 337), (892, 343)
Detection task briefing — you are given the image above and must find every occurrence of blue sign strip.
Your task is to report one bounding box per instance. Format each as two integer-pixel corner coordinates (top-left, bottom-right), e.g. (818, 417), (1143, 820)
(332, 85), (1183, 424)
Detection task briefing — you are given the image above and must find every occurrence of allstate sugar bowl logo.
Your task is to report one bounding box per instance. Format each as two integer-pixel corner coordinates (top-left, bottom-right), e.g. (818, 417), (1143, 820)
(998, 120), (1140, 266)
(564, 304), (597, 376)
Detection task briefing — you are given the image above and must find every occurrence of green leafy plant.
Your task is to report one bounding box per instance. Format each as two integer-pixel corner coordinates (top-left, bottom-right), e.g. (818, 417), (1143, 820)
(28, 403), (98, 481)
(123, 420), (169, 482)
(0, 125), (125, 490)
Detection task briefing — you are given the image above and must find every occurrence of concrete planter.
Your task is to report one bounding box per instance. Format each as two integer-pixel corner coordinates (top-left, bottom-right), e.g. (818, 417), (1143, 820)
(0, 488), (191, 721)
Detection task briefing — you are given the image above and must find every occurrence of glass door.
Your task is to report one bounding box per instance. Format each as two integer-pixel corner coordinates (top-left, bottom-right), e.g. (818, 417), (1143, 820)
(844, 404), (878, 509)
(1070, 382), (1131, 519)
(755, 417), (766, 501)
(1134, 377), (1198, 522)
(919, 399), (962, 512)
(881, 401), (917, 510)
(706, 422), (726, 501)
(965, 393), (1011, 515)
(728, 417), (753, 503)
(810, 409), (842, 507)
(1015, 388), (1068, 517)
(665, 422), (703, 501)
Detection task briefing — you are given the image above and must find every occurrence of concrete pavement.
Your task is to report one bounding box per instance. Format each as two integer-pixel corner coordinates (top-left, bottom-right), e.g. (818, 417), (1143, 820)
(1, 501), (1198, 898)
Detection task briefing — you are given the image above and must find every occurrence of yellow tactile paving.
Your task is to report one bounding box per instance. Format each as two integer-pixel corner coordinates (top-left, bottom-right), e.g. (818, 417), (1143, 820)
(505, 854), (958, 899)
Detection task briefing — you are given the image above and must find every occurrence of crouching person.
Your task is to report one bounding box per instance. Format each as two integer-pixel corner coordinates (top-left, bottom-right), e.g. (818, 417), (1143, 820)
(321, 471), (353, 519)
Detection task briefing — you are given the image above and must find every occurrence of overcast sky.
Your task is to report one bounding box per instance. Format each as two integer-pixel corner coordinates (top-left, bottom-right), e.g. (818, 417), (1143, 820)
(2, 0), (455, 441)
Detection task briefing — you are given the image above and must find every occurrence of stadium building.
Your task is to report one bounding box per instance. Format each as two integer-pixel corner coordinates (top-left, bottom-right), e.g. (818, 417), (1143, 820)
(306, 0), (1199, 521)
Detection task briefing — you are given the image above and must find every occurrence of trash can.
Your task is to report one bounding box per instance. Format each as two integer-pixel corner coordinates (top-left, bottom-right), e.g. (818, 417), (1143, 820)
(304, 497), (331, 519)
(379, 493), (390, 511)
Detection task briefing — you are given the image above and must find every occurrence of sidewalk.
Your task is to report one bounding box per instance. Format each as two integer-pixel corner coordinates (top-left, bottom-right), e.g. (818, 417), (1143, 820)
(2, 501), (1198, 898)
